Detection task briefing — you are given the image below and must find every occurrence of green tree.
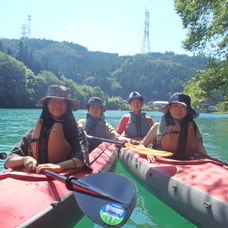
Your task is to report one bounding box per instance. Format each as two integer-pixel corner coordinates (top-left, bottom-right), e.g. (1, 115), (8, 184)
(174, 0), (228, 57)
(175, 0), (228, 111)
(0, 52), (34, 108)
(0, 41), (3, 52)
(184, 60), (228, 111)
(107, 97), (125, 110)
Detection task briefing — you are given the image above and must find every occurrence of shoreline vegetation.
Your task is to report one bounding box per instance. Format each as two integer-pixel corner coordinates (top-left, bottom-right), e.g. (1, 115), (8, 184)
(0, 38), (209, 110)
(0, 38), (227, 112)
(1, 107), (227, 114)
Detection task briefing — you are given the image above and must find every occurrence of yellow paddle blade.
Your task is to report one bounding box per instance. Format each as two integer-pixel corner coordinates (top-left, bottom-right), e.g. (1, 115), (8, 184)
(124, 143), (173, 157)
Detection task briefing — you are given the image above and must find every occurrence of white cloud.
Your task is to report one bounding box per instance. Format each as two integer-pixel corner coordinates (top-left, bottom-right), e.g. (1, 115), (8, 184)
(66, 25), (76, 31)
(79, 23), (93, 27)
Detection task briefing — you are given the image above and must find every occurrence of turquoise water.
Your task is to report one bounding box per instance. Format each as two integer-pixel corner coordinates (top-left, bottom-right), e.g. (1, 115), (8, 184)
(0, 109), (228, 227)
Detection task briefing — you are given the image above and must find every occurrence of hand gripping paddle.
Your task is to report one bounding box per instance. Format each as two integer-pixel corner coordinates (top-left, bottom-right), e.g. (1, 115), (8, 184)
(87, 135), (173, 157)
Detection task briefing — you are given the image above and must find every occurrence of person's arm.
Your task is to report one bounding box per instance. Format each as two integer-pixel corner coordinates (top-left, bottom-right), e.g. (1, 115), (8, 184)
(140, 123), (159, 163)
(106, 123), (139, 144)
(147, 116), (154, 127)
(198, 142), (207, 155)
(116, 116), (129, 135)
(72, 126), (89, 166)
(5, 156), (37, 172)
(141, 123), (159, 147)
(4, 131), (37, 172)
(35, 157), (83, 174)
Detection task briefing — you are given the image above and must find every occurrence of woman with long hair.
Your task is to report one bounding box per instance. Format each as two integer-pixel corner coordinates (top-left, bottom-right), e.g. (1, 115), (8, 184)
(5, 85), (89, 173)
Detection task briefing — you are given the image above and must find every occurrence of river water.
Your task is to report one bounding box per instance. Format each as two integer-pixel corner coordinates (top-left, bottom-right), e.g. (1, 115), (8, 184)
(0, 109), (228, 228)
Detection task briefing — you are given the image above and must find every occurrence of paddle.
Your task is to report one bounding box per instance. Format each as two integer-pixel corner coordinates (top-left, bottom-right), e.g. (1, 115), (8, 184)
(0, 152), (7, 160)
(87, 135), (173, 157)
(44, 170), (137, 227)
(0, 154), (137, 227)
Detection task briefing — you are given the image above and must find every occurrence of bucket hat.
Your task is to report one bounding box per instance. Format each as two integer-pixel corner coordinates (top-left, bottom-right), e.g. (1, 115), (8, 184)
(36, 85), (79, 111)
(128, 91), (144, 104)
(86, 97), (106, 111)
(159, 92), (199, 118)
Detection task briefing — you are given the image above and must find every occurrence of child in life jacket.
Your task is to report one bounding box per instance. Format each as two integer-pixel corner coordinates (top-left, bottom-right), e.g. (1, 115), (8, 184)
(78, 97), (138, 152)
(141, 92), (207, 162)
(116, 91), (153, 141)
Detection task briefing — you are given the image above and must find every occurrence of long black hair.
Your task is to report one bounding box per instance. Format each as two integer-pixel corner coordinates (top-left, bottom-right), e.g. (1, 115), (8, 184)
(164, 110), (198, 135)
(40, 99), (79, 146)
(164, 111), (192, 124)
(164, 109), (198, 160)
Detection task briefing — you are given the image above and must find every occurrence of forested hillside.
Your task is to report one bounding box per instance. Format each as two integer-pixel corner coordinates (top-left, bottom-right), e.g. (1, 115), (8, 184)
(0, 38), (208, 109)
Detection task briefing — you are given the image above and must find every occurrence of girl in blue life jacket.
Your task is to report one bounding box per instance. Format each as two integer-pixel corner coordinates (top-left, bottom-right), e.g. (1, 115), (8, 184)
(78, 97), (138, 152)
(4, 85), (89, 173)
(141, 92), (207, 162)
(116, 91), (153, 140)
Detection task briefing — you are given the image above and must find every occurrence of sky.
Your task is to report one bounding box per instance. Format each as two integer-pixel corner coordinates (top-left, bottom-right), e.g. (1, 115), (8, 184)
(0, 0), (191, 56)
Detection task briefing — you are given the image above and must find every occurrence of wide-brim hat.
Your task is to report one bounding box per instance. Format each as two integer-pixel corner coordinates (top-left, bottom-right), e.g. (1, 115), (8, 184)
(159, 92), (199, 118)
(128, 91), (144, 104)
(36, 85), (79, 111)
(86, 97), (106, 112)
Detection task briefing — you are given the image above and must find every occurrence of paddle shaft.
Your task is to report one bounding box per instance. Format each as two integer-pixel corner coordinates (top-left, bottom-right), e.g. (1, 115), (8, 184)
(87, 135), (173, 157)
(87, 135), (125, 146)
(0, 154), (131, 204)
(43, 170), (125, 203)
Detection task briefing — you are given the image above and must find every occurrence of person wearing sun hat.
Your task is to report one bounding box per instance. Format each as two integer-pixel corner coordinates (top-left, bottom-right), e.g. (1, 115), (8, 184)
(78, 96), (138, 152)
(5, 85), (89, 173)
(36, 85), (79, 111)
(141, 92), (207, 161)
(116, 91), (153, 140)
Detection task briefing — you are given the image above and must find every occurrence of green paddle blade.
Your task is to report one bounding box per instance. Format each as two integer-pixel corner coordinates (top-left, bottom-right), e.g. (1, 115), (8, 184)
(73, 172), (137, 227)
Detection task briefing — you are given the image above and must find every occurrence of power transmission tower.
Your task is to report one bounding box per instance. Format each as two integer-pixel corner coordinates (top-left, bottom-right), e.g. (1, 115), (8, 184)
(141, 9), (150, 54)
(27, 15), (31, 38)
(21, 24), (27, 38)
(20, 15), (31, 39)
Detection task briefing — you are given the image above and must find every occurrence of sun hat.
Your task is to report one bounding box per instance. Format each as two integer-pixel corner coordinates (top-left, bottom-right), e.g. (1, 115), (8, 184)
(159, 92), (199, 118)
(127, 91), (144, 104)
(36, 85), (79, 111)
(86, 97), (106, 111)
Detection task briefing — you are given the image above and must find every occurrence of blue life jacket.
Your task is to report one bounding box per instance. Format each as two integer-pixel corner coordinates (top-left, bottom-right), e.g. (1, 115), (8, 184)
(125, 112), (151, 138)
(84, 114), (107, 152)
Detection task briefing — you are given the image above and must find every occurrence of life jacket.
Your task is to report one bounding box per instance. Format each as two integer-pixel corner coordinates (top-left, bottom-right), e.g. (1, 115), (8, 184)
(28, 119), (71, 164)
(83, 114), (107, 152)
(84, 114), (107, 138)
(156, 116), (199, 158)
(125, 112), (151, 138)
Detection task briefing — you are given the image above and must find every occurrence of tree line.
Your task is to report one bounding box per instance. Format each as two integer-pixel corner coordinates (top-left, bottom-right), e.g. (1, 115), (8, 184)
(0, 38), (209, 110)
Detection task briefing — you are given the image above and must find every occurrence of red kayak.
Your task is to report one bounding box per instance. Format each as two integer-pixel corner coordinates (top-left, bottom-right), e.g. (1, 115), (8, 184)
(119, 148), (228, 228)
(0, 142), (118, 228)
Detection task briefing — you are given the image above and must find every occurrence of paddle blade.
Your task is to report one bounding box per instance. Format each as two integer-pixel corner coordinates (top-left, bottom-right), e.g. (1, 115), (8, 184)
(73, 172), (137, 227)
(0, 152), (7, 160)
(125, 143), (173, 157)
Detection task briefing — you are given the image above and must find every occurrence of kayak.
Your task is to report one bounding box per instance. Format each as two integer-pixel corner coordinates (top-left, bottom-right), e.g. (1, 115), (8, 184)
(0, 142), (118, 228)
(118, 147), (228, 228)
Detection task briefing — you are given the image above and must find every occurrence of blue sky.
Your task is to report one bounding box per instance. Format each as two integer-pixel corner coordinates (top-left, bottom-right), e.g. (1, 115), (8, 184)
(0, 0), (190, 56)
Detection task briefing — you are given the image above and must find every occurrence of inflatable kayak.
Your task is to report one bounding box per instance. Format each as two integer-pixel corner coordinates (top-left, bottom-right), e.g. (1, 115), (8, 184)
(0, 142), (118, 228)
(118, 148), (228, 228)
